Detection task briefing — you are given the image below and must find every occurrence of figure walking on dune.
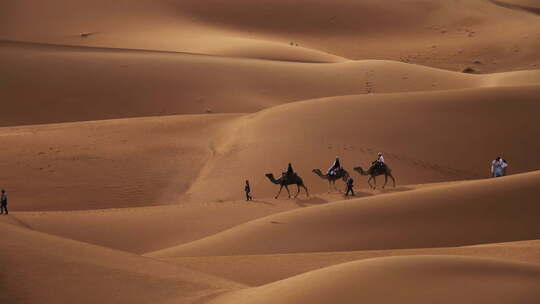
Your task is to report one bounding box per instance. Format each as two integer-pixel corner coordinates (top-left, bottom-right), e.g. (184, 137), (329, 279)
(345, 176), (355, 197)
(0, 189), (8, 215)
(491, 157), (508, 177)
(265, 163), (309, 199)
(244, 180), (252, 201)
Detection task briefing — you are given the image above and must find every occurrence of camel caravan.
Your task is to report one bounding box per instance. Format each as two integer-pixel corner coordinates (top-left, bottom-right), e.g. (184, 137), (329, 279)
(264, 153), (396, 199)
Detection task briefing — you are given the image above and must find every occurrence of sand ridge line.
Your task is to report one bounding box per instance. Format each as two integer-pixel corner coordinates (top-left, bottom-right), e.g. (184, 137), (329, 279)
(0, 39), (346, 64)
(489, 0), (540, 15)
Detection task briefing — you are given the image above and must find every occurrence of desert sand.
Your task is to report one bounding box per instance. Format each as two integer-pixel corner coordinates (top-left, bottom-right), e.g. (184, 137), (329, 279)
(1, 1), (539, 303)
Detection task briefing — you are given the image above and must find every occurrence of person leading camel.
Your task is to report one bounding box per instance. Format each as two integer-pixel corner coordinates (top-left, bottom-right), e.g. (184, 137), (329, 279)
(345, 176), (355, 196)
(327, 156), (342, 177)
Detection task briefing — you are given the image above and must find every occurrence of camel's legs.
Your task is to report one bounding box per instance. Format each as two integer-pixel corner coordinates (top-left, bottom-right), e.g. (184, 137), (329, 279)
(367, 176), (374, 189)
(294, 184), (301, 198)
(389, 174), (396, 187)
(285, 185), (291, 198)
(372, 176), (377, 189)
(275, 184), (284, 199)
(328, 180), (332, 193)
(301, 184), (310, 197)
(383, 174), (388, 189)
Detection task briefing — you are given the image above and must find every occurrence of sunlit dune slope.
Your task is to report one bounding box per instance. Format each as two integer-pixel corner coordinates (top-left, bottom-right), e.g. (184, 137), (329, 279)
(149, 170), (540, 257)
(209, 256), (540, 304)
(0, 220), (243, 304)
(0, 114), (236, 211)
(184, 85), (540, 202)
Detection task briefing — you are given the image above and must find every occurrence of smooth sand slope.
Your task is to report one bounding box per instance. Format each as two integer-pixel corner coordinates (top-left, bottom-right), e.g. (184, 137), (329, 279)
(149, 170), (540, 257)
(0, 114), (236, 210)
(0, 220), (243, 304)
(3, 84), (539, 210)
(2, 39), (539, 127)
(1, 0), (539, 71)
(209, 256), (540, 304)
(185, 85), (540, 202)
(167, 240), (540, 286)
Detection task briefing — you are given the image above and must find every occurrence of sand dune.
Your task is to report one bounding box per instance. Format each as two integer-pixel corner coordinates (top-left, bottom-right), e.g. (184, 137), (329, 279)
(149, 171), (540, 257)
(2, 1), (540, 303)
(490, 0), (540, 15)
(168, 240), (540, 286)
(3, 39), (538, 127)
(2, 0), (539, 71)
(0, 114), (236, 210)
(209, 256), (540, 304)
(0, 220), (243, 304)
(184, 85), (540, 202)
(3, 84), (539, 210)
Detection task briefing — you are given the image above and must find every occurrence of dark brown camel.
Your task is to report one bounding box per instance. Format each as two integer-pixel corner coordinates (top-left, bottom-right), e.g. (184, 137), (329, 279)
(354, 164), (396, 189)
(312, 169), (350, 192)
(265, 173), (309, 199)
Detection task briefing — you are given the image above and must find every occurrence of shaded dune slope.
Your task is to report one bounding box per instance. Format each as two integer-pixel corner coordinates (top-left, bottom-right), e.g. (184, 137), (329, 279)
(1, 0), (539, 71)
(209, 256), (540, 304)
(3, 39), (538, 126)
(149, 171), (540, 257)
(0, 220), (243, 304)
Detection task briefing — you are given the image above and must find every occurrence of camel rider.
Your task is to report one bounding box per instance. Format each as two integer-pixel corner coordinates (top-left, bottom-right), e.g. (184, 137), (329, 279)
(283, 163), (295, 182)
(327, 156), (342, 176)
(491, 157), (508, 177)
(372, 153), (385, 170)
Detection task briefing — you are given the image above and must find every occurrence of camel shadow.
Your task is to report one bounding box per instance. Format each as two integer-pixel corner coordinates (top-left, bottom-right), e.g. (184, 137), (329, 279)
(249, 200), (275, 206)
(295, 196), (328, 207)
(342, 191), (373, 199)
(378, 186), (412, 194)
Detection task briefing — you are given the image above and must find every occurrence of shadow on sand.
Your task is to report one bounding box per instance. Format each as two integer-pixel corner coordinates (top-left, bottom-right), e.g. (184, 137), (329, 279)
(295, 196), (329, 207)
(342, 191), (374, 200)
(378, 186), (412, 194)
(248, 200), (276, 206)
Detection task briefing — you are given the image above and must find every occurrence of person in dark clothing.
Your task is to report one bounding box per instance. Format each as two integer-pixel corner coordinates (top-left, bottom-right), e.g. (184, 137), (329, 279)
(345, 177), (355, 196)
(244, 180), (252, 201)
(287, 163), (294, 176)
(0, 189), (8, 215)
(282, 163), (295, 182)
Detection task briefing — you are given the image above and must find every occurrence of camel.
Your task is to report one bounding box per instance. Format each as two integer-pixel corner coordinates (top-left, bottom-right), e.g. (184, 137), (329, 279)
(312, 168), (350, 192)
(354, 164), (396, 189)
(265, 173), (309, 199)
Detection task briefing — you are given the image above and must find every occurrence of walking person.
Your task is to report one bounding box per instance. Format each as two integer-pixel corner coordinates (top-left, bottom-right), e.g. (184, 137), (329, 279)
(345, 176), (355, 197)
(244, 180), (252, 201)
(0, 189), (8, 215)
